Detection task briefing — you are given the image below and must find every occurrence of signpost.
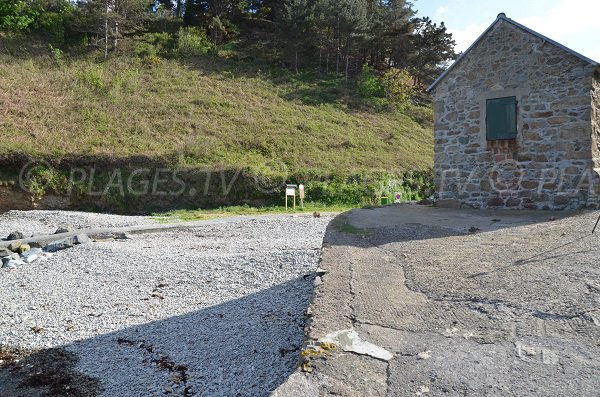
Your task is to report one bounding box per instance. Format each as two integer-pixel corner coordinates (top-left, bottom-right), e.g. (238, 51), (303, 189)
(394, 192), (402, 203)
(285, 184), (297, 210)
(299, 184), (305, 208)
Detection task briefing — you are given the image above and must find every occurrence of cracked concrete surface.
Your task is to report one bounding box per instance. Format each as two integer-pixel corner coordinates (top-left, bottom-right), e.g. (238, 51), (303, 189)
(274, 205), (600, 396)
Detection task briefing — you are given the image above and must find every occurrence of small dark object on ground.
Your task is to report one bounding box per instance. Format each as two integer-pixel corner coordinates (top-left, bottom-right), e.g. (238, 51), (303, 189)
(6, 231), (24, 241)
(313, 212), (321, 218)
(468, 226), (481, 233)
(55, 225), (75, 234)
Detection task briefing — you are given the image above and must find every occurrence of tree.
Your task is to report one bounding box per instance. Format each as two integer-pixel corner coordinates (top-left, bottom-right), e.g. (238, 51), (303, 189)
(406, 17), (456, 87)
(280, 0), (314, 73)
(75, 0), (151, 57)
(0, 1), (38, 32)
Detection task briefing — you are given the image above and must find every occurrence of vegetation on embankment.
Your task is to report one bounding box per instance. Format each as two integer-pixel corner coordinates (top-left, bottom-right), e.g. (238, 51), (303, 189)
(0, 52), (433, 172)
(0, 49), (434, 211)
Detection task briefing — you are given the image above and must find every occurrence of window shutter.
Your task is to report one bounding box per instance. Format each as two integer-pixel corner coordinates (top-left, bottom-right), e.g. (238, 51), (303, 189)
(486, 97), (517, 140)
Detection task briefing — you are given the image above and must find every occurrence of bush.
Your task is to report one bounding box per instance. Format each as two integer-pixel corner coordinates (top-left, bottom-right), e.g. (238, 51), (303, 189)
(0, 1), (37, 32)
(76, 65), (105, 92)
(358, 64), (384, 98)
(381, 67), (416, 107)
(176, 27), (213, 57)
(48, 44), (63, 65)
(134, 32), (174, 58)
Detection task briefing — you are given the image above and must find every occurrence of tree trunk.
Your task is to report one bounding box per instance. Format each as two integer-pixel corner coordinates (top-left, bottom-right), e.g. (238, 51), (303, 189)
(113, 20), (119, 53)
(295, 50), (298, 74)
(345, 42), (350, 82)
(104, 3), (109, 59)
(336, 14), (340, 75)
(318, 45), (322, 73)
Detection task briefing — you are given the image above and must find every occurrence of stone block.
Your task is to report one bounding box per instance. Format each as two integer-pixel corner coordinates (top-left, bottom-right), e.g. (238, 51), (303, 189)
(548, 116), (569, 125)
(506, 197), (522, 207)
(437, 199), (461, 209)
(487, 197), (504, 207)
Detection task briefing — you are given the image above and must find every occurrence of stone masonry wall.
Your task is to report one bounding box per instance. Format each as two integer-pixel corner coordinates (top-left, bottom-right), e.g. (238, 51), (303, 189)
(432, 19), (599, 209)
(592, 73), (600, 192)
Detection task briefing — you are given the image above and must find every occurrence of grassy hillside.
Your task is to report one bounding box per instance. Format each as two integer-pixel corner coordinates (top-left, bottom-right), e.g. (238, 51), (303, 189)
(0, 43), (434, 210)
(0, 53), (432, 174)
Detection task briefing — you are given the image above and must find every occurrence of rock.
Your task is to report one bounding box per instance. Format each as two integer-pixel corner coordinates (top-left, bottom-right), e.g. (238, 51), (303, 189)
(6, 231), (24, 241)
(2, 253), (20, 263)
(45, 239), (74, 253)
(29, 241), (45, 249)
(17, 244), (31, 254)
(0, 248), (12, 258)
(54, 224), (75, 234)
(22, 248), (43, 264)
(2, 259), (25, 269)
(23, 253), (38, 263)
(74, 234), (92, 245)
(8, 241), (22, 252)
(45, 233), (91, 253)
(113, 232), (131, 240)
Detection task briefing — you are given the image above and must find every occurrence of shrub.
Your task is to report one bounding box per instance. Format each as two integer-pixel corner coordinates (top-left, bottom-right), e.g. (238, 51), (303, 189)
(48, 44), (63, 65)
(134, 32), (174, 58)
(76, 65), (105, 92)
(380, 67), (416, 107)
(0, 1), (37, 32)
(176, 27), (213, 57)
(358, 64), (384, 98)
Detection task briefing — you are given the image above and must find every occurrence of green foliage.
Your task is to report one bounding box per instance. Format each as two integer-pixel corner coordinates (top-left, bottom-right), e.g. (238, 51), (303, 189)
(75, 65), (106, 92)
(379, 169), (434, 202)
(0, 1), (38, 32)
(381, 67), (415, 107)
(25, 165), (68, 197)
(306, 178), (377, 206)
(33, 0), (75, 43)
(409, 17), (457, 87)
(176, 27), (213, 57)
(48, 44), (63, 65)
(358, 64), (384, 98)
(134, 32), (174, 58)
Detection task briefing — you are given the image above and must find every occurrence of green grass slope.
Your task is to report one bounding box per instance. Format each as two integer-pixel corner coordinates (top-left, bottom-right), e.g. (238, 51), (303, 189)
(0, 54), (433, 178)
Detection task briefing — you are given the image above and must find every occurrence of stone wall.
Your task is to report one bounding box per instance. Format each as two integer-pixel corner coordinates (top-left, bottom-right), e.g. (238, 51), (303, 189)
(432, 19), (599, 209)
(592, 73), (600, 194)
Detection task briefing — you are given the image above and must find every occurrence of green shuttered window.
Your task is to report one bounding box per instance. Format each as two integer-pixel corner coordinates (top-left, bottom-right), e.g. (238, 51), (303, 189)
(486, 96), (517, 140)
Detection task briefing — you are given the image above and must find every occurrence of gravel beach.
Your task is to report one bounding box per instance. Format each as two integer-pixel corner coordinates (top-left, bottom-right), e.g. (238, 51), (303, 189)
(0, 212), (332, 396)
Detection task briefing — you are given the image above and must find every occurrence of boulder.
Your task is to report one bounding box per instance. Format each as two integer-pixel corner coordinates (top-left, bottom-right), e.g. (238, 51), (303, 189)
(2, 259), (25, 269)
(74, 234), (92, 245)
(29, 241), (45, 249)
(22, 248), (43, 264)
(17, 244), (31, 254)
(1, 253), (20, 264)
(113, 232), (131, 240)
(54, 224), (75, 234)
(6, 231), (24, 241)
(45, 239), (73, 253)
(45, 233), (91, 253)
(0, 248), (12, 258)
(8, 241), (22, 252)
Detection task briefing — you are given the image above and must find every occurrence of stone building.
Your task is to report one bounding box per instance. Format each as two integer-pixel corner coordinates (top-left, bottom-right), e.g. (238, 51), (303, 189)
(428, 13), (600, 209)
